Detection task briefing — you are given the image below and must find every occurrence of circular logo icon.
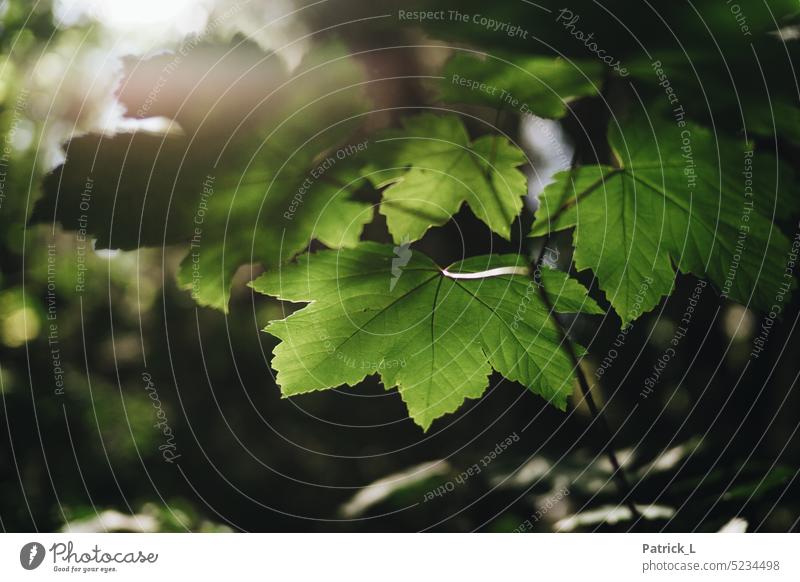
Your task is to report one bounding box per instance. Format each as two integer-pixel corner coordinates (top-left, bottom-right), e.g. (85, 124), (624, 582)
(20, 542), (46, 570)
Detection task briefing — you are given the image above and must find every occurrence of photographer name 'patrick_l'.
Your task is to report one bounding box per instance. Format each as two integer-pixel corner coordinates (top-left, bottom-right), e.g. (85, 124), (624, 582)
(643, 542), (697, 555)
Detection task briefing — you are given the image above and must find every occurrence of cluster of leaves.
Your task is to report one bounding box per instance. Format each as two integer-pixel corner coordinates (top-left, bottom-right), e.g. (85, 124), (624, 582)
(32, 1), (800, 429)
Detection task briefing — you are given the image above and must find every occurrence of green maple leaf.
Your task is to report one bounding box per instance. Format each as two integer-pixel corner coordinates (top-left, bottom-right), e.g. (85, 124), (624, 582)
(439, 52), (603, 119)
(531, 112), (797, 324)
(369, 114), (528, 243)
(251, 242), (603, 430)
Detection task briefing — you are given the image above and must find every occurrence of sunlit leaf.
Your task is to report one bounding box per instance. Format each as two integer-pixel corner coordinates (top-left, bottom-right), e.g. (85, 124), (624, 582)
(251, 242), (602, 430)
(531, 111), (797, 324)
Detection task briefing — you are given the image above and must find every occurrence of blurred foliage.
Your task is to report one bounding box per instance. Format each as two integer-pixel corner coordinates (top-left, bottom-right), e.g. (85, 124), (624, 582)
(0, 0), (798, 533)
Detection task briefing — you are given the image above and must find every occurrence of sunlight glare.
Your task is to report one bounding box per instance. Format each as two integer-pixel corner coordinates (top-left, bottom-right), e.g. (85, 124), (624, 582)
(54, 0), (209, 38)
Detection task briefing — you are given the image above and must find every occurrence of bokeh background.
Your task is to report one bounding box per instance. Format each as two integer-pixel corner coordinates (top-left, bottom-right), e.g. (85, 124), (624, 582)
(1, 0), (799, 532)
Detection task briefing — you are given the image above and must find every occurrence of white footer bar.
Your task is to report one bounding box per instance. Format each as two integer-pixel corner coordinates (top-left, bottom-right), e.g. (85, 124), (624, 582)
(1, 533), (797, 581)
